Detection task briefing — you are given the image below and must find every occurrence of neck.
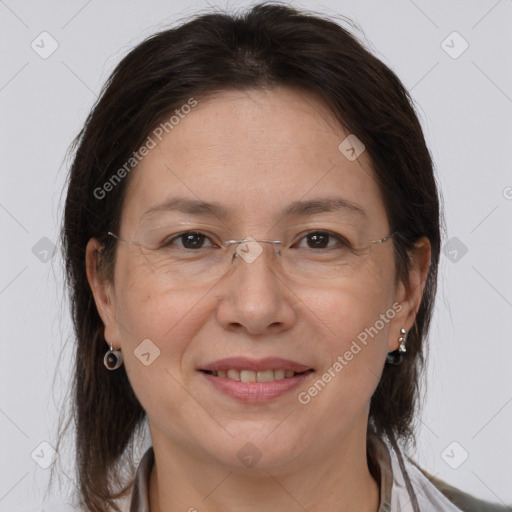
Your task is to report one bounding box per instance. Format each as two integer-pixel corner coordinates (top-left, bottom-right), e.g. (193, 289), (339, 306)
(148, 427), (381, 512)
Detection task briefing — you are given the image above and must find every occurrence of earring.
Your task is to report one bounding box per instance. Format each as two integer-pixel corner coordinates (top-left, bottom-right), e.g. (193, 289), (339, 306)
(386, 328), (407, 365)
(104, 342), (123, 370)
(398, 328), (407, 353)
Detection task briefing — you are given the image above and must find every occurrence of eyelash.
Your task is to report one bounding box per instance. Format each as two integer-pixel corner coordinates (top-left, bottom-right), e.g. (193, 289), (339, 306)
(163, 230), (350, 250)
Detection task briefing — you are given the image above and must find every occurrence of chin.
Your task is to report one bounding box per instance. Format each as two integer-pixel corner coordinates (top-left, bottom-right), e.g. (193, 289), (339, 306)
(205, 425), (306, 472)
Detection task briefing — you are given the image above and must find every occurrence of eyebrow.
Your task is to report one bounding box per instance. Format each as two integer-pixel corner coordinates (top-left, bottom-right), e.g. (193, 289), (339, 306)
(283, 197), (366, 218)
(142, 196), (366, 220)
(142, 197), (230, 219)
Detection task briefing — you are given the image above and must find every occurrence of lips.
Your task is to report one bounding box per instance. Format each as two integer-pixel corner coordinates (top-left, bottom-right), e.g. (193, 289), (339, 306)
(199, 356), (314, 399)
(204, 368), (309, 382)
(200, 356), (312, 373)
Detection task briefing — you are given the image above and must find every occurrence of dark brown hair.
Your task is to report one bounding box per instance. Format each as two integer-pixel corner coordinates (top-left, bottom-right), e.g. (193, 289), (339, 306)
(57, 3), (440, 511)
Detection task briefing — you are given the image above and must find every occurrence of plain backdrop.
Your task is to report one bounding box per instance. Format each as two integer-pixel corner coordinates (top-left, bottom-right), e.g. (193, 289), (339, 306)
(1, 0), (511, 510)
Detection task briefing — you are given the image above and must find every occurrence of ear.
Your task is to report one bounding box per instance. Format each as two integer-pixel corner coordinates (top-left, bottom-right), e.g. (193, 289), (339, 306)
(388, 236), (431, 352)
(85, 238), (122, 350)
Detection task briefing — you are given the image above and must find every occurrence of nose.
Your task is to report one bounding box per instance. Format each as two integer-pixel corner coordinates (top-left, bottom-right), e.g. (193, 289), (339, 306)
(215, 240), (297, 336)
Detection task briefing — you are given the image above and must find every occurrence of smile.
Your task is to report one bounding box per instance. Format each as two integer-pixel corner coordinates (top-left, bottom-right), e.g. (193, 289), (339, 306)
(203, 368), (313, 382)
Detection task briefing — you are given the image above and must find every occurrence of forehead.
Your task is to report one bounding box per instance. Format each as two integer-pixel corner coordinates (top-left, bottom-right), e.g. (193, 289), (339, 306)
(121, 86), (388, 231)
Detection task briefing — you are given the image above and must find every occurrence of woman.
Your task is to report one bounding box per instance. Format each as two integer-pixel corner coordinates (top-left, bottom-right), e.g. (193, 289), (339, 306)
(57, 3), (509, 511)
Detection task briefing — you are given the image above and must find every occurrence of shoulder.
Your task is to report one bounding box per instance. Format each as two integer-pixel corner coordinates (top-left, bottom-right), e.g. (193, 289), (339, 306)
(371, 435), (511, 512)
(412, 462), (511, 512)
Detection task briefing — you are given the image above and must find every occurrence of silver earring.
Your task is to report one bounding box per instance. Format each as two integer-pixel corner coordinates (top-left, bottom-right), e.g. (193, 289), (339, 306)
(104, 342), (123, 370)
(386, 328), (407, 365)
(398, 328), (407, 353)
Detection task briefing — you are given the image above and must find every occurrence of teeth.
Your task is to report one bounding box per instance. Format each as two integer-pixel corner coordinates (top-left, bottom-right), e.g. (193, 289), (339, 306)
(227, 369), (240, 381)
(240, 370), (257, 382)
(256, 370), (274, 382)
(274, 369), (285, 380)
(211, 369), (304, 382)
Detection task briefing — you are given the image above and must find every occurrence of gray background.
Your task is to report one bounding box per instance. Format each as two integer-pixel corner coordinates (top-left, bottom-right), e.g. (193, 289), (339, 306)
(1, 0), (511, 510)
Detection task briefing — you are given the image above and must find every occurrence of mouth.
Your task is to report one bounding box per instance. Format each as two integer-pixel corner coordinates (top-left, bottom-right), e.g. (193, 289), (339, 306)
(198, 357), (315, 402)
(201, 368), (314, 382)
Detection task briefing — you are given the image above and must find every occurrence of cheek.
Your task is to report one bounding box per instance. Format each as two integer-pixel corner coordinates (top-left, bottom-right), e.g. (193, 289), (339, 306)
(315, 286), (393, 363)
(308, 254), (397, 337)
(112, 276), (209, 426)
(111, 260), (211, 396)
(302, 257), (397, 389)
(113, 253), (201, 337)
(297, 283), (396, 432)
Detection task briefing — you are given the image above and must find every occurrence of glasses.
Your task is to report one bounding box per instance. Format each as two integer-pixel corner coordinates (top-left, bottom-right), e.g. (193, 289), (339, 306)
(107, 226), (395, 285)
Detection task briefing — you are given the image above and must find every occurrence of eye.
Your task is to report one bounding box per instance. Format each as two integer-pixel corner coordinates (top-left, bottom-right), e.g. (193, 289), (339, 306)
(164, 231), (216, 250)
(295, 230), (349, 250)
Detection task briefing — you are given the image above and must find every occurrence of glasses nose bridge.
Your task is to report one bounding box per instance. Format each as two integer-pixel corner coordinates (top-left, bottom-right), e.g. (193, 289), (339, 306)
(223, 237), (283, 265)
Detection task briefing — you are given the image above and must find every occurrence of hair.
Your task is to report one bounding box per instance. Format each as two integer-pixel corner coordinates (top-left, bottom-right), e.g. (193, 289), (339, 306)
(57, 2), (441, 511)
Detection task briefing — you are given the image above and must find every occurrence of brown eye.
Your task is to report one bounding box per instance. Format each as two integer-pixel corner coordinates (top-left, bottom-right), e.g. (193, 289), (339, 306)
(181, 232), (206, 249)
(296, 231), (347, 250)
(165, 231), (215, 250)
(306, 231), (329, 249)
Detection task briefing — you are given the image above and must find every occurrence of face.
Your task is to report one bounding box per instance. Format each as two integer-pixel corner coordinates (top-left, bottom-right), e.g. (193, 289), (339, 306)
(88, 86), (426, 473)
